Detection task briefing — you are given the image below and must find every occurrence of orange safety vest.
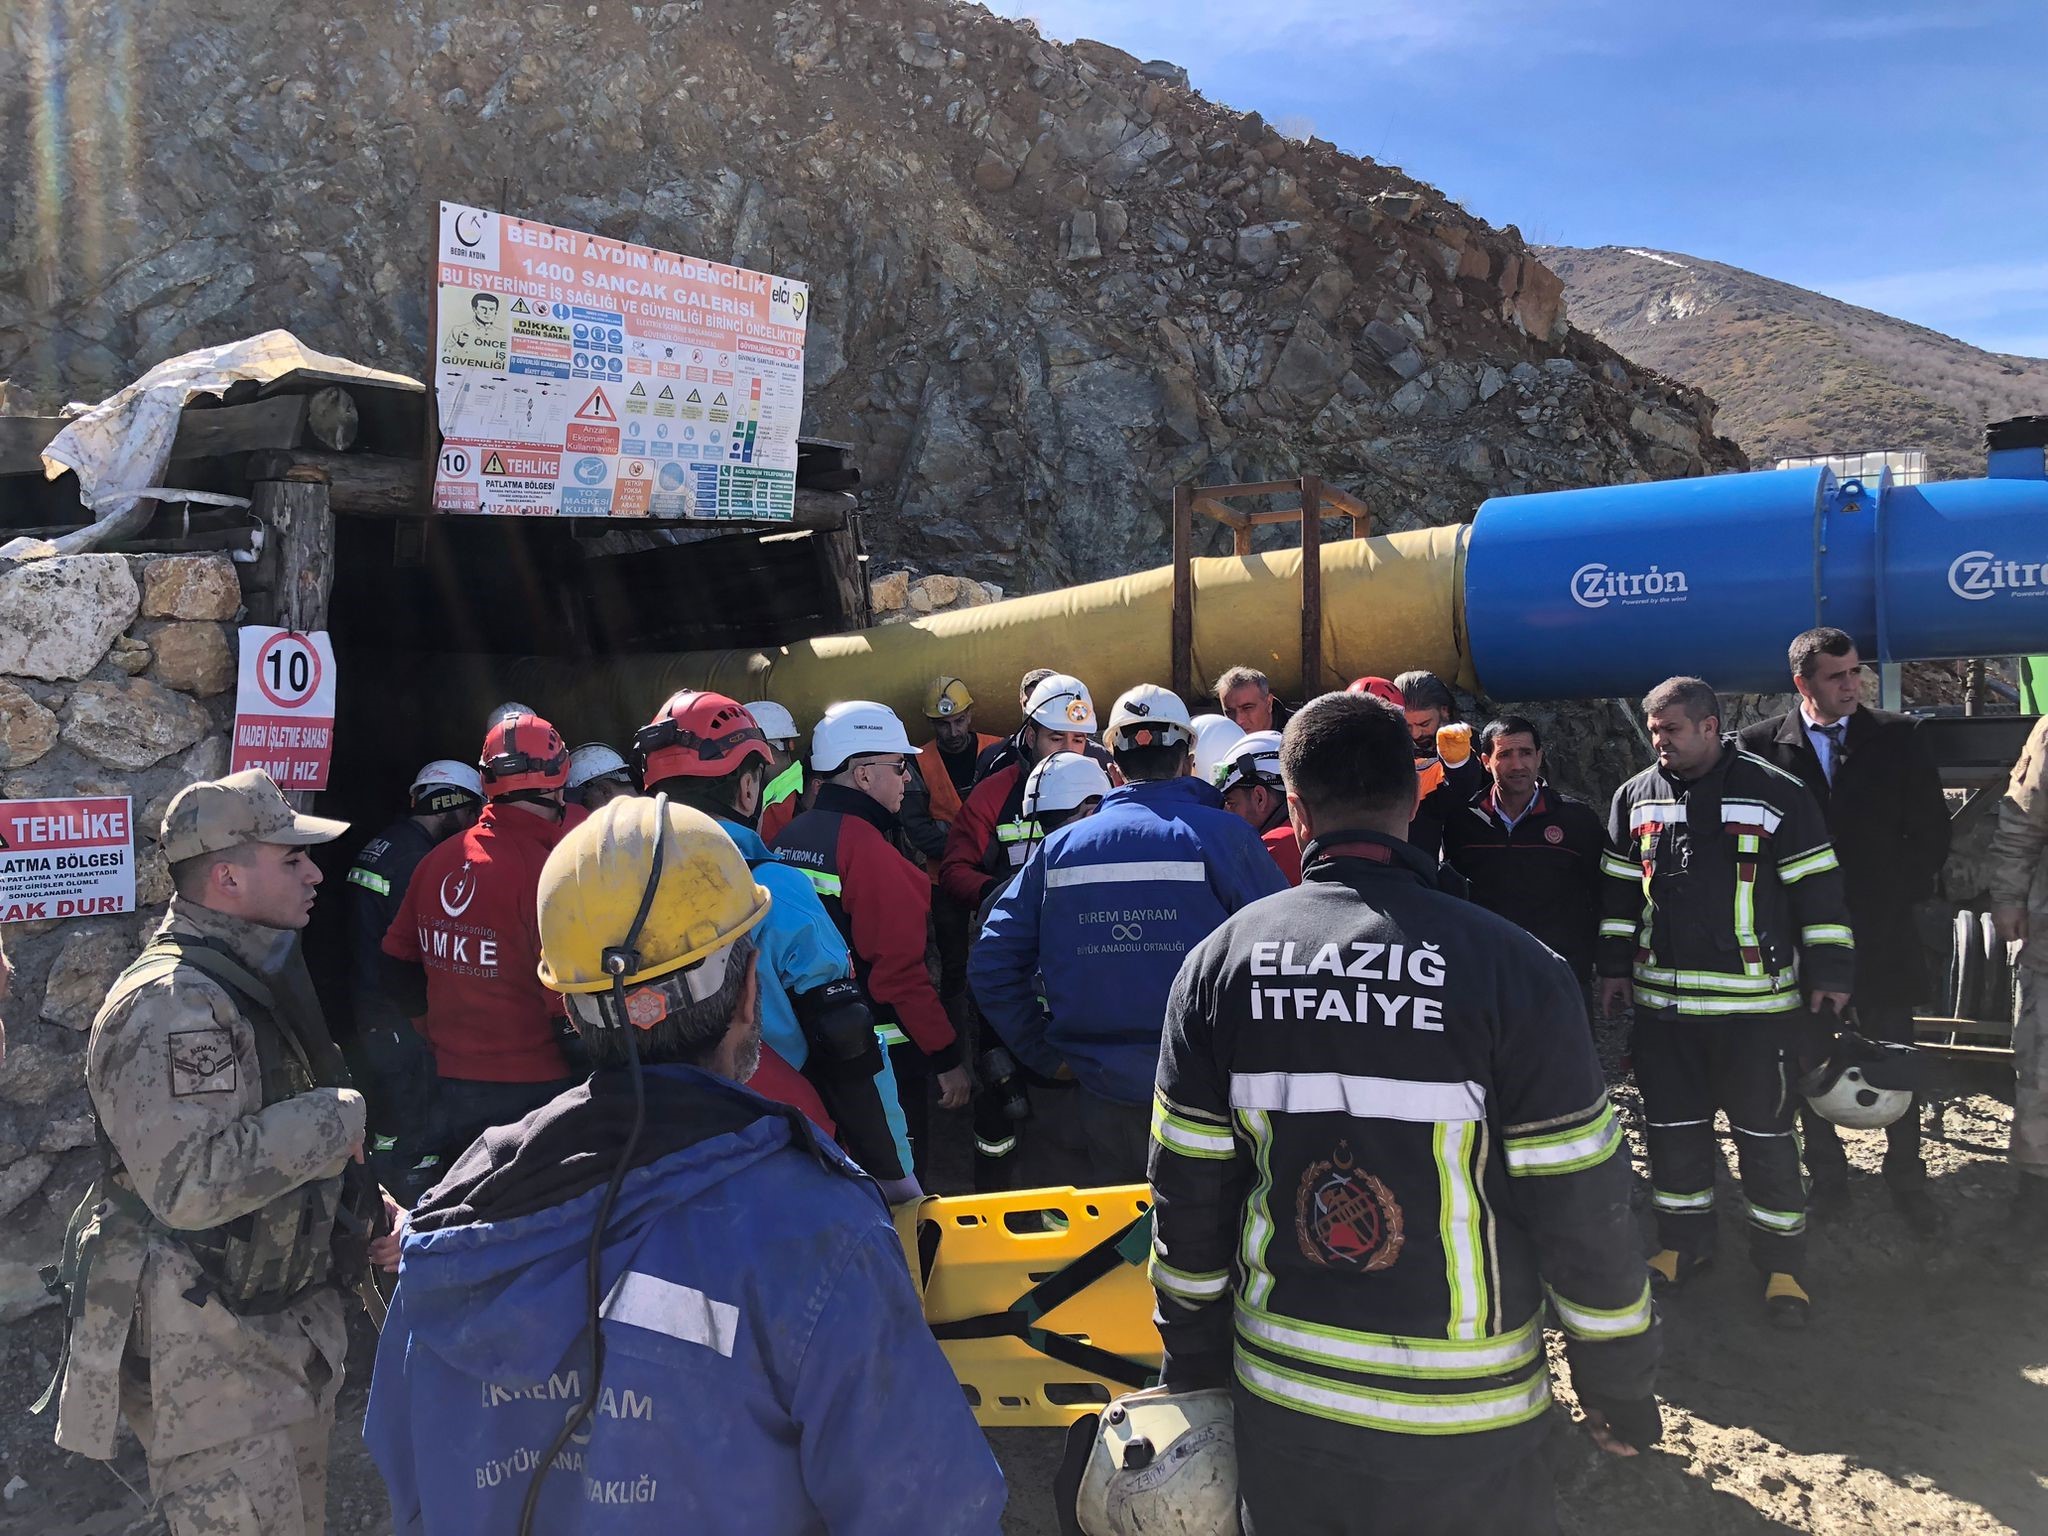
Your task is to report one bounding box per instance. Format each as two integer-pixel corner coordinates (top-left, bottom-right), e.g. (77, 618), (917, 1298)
(919, 736), (999, 824)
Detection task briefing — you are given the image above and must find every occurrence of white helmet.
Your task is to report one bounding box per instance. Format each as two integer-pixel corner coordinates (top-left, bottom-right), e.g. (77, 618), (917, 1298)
(1190, 715), (1246, 785)
(485, 700), (538, 730)
(748, 700), (799, 745)
(1799, 1032), (1922, 1130)
(1104, 684), (1192, 752)
(566, 742), (633, 792)
(1213, 729), (1284, 796)
(410, 758), (484, 812)
(811, 700), (915, 773)
(1023, 751), (1113, 822)
(1024, 673), (1098, 734)
(1075, 1387), (1240, 1536)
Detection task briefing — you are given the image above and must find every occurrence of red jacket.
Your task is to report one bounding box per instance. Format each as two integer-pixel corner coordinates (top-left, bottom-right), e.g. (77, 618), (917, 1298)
(1263, 822), (1303, 886)
(937, 763), (1024, 909)
(774, 784), (960, 1069)
(383, 803), (571, 1084)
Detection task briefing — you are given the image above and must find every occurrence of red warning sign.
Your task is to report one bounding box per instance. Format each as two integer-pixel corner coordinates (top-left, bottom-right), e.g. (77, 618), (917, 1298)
(576, 387), (616, 422)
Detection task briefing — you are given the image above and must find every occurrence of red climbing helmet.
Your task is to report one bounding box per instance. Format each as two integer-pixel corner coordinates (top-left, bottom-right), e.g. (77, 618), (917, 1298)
(479, 712), (571, 798)
(1346, 675), (1405, 709)
(635, 690), (774, 786)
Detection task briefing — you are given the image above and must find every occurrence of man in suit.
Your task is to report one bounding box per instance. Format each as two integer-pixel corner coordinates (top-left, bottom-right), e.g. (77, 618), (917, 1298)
(1740, 627), (1950, 1234)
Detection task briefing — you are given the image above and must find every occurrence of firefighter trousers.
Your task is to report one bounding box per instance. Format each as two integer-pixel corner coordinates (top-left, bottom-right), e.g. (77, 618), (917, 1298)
(1634, 1011), (1808, 1277)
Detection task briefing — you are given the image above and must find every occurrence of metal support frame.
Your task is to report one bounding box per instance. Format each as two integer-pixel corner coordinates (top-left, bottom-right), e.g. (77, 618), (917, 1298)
(1170, 476), (1370, 699)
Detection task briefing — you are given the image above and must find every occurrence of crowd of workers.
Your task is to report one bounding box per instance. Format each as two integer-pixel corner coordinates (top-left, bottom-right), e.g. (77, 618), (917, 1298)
(24, 619), (2048, 1535)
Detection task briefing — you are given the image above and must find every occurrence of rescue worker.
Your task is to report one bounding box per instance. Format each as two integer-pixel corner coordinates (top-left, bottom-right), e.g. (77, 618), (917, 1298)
(775, 702), (970, 1182)
(1215, 728), (1300, 884)
(363, 797), (1005, 1533)
(1215, 664), (1289, 734)
(1740, 627), (1950, 1232)
(940, 672), (1100, 915)
(972, 667), (1060, 781)
(1189, 714), (1246, 788)
(344, 759), (484, 1198)
(1148, 694), (1660, 1534)
(1441, 716), (1606, 993)
(565, 742), (637, 811)
(749, 700), (805, 844)
(383, 712), (581, 1170)
(636, 689), (919, 1201)
(1598, 677), (1854, 1328)
(966, 750), (1111, 1190)
(50, 770), (397, 1536)
(970, 685), (1286, 1185)
(915, 676), (1002, 1040)
(1395, 670), (1483, 859)
(1988, 712), (2048, 1260)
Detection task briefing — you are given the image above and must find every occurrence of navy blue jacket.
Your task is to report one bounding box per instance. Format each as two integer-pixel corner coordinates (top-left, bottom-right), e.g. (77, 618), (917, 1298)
(969, 775), (1287, 1104)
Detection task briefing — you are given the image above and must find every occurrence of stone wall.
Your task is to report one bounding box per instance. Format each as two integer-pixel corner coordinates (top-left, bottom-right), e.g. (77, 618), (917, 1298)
(869, 568), (1005, 625)
(0, 552), (244, 1322)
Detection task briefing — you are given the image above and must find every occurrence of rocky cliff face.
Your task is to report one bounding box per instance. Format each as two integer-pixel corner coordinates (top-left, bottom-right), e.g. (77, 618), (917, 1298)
(3, 0), (1741, 589)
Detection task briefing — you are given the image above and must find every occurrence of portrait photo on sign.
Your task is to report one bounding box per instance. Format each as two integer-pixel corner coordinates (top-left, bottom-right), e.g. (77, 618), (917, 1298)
(439, 285), (508, 371)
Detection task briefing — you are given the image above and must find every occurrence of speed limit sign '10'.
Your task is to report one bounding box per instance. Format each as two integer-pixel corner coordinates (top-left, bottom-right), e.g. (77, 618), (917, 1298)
(230, 627), (339, 790)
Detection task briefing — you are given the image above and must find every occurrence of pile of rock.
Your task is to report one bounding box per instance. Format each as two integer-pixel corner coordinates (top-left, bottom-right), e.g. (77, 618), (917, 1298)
(869, 569), (1005, 625)
(0, 551), (244, 1322)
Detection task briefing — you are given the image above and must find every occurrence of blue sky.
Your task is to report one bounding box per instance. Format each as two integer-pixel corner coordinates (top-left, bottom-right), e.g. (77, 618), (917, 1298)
(994, 1), (2048, 357)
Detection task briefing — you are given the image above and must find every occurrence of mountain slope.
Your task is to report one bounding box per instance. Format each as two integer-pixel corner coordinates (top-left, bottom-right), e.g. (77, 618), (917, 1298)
(1537, 244), (2048, 475)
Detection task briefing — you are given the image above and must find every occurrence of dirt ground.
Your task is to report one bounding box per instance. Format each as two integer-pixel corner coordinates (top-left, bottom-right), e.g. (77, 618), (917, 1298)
(2, 1064), (2042, 1536)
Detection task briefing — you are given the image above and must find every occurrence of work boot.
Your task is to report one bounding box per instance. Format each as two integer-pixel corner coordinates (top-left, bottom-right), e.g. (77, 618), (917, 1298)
(1888, 1182), (1945, 1238)
(1648, 1249), (1710, 1293)
(1764, 1272), (1810, 1331)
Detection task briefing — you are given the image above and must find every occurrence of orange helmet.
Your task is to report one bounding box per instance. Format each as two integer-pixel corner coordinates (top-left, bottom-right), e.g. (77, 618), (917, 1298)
(1346, 675), (1404, 709)
(635, 690), (773, 787)
(478, 712), (570, 798)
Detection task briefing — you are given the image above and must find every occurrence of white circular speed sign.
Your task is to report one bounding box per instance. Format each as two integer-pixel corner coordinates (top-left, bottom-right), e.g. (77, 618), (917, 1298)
(253, 631), (323, 710)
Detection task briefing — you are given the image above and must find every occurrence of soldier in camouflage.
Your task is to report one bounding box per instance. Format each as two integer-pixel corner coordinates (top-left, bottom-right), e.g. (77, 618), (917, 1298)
(1990, 716), (2048, 1260)
(45, 769), (394, 1535)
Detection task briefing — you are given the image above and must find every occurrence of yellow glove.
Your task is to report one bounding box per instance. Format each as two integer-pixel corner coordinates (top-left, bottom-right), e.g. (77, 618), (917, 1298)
(1436, 722), (1473, 768)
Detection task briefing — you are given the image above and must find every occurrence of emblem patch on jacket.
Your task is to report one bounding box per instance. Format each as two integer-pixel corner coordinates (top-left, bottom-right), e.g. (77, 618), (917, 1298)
(1296, 1140), (1404, 1271)
(168, 1028), (238, 1097)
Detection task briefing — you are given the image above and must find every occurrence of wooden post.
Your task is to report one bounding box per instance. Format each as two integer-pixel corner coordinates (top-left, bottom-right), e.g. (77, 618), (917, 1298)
(1172, 482), (1194, 698)
(248, 479), (336, 633)
(1300, 474), (1323, 694)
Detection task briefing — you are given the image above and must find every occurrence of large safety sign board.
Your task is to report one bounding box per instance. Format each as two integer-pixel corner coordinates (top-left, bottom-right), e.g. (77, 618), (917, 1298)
(230, 627), (338, 791)
(430, 202), (809, 522)
(0, 797), (134, 924)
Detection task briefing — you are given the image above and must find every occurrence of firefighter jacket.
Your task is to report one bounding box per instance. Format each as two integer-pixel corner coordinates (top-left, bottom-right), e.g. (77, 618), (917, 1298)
(55, 897), (364, 1461)
(382, 803), (572, 1083)
(1148, 832), (1658, 1474)
(774, 784), (961, 1071)
(343, 816), (437, 1036)
(1598, 741), (1855, 1015)
(365, 1065), (1004, 1534)
(1992, 714), (2048, 972)
(969, 775), (1287, 1104)
(1441, 783), (1607, 981)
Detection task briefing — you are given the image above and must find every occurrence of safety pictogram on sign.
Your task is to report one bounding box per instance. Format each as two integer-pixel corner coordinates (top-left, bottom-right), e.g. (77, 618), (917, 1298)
(576, 387), (616, 422)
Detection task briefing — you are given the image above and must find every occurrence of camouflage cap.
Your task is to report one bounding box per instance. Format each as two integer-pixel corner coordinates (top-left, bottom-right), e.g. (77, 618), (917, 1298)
(159, 769), (349, 864)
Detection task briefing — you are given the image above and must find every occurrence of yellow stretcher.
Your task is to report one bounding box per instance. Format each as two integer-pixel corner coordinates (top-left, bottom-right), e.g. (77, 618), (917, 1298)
(894, 1184), (1163, 1428)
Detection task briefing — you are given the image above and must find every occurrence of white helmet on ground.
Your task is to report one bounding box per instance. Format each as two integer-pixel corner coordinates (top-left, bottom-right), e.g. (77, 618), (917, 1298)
(566, 742), (632, 792)
(410, 759), (484, 814)
(748, 700), (799, 745)
(1075, 1387), (1240, 1536)
(1799, 1032), (1923, 1130)
(811, 701), (915, 773)
(1025, 673), (1098, 734)
(1189, 715), (1246, 786)
(1023, 751), (1113, 822)
(1213, 729), (1284, 796)
(1104, 684), (1192, 752)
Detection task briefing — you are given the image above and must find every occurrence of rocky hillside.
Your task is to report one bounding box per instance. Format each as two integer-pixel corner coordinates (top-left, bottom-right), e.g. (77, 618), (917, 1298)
(1539, 244), (2048, 476)
(0, 1), (1738, 591)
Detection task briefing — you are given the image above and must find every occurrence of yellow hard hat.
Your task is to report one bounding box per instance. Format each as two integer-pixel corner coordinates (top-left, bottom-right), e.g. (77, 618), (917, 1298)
(536, 796), (770, 995)
(924, 675), (974, 720)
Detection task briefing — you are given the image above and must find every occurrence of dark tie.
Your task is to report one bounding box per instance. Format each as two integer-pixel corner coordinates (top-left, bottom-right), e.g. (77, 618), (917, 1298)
(1818, 722), (1846, 783)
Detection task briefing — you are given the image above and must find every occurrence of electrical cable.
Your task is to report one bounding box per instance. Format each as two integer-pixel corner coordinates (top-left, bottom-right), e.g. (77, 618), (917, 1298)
(516, 795), (668, 1535)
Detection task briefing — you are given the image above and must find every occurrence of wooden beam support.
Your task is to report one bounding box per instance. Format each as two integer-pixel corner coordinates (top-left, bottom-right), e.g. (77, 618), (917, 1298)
(171, 396), (310, 461)
(248, 479), (336, 633)
(1172, 482), (1195, 699)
